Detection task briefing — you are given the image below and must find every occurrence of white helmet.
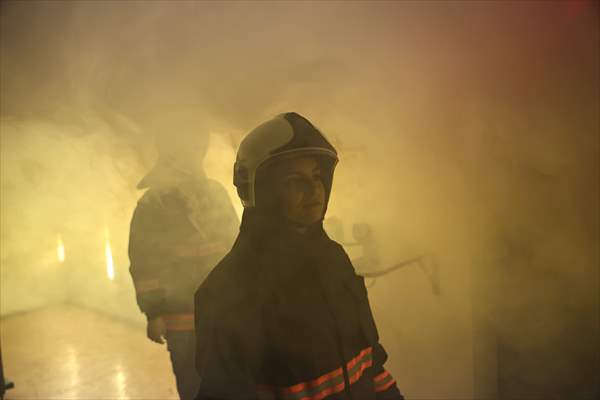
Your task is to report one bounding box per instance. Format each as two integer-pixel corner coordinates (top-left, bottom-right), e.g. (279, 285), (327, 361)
(234, 112), (338, 208)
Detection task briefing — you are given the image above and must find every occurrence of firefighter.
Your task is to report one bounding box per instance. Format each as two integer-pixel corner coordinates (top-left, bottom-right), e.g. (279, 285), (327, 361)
(128, 140), (239, 400)
(194, 112), (404, 399)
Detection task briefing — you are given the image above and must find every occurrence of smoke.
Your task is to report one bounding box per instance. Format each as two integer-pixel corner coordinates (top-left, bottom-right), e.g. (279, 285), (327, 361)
(1, 1), (598, 398)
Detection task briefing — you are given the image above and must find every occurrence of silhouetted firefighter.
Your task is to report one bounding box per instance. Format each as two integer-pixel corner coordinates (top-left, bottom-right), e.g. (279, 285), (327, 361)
(128, 148), (239, 400)
(194, 112), (405, 400)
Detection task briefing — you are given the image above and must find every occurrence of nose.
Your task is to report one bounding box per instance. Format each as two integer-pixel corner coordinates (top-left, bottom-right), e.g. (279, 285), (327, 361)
(303, 177), (323, 198)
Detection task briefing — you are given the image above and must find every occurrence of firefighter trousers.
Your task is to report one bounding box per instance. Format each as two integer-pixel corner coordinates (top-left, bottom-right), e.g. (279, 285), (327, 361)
(166, 330), (201, 400)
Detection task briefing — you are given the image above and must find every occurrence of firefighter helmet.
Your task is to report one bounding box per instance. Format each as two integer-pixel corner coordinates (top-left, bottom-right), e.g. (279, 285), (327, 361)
(233, 112), (338, 208)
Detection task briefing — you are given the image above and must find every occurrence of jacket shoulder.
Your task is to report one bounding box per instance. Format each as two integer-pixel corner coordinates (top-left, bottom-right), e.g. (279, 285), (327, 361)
(328, 240), (360, 275)
(136, 186), (183, 208)
(131, 187), (186, 227)
(194, 239), (257, 312)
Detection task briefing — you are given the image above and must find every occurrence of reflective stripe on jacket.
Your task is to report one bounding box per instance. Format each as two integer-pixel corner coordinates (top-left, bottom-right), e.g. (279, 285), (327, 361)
(194, 210), (404, 400)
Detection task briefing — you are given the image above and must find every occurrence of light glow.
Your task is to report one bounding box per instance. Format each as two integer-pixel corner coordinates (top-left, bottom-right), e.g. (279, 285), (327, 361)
(57, 234), (65, 263)
(105, 229), (115, 281)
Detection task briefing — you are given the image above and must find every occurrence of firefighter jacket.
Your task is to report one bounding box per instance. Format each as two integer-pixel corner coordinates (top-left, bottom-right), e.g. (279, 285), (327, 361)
(128, 178), (239, 331)
(194, 209), (405, 400)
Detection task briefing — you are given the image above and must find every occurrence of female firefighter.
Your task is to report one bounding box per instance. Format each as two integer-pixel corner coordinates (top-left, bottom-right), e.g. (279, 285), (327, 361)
(194, 112), (404, 400)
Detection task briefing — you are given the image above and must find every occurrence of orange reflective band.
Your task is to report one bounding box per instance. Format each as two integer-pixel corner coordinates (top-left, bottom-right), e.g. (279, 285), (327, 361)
(257, 372), (344, 400)
(163, 313), (195, 331)
(373, 370), (396, 393)
(174, 242), (227, 258)
(347, 347), (373, 384)
(257, 347), (373, 400)
(134, 279), (161, 293)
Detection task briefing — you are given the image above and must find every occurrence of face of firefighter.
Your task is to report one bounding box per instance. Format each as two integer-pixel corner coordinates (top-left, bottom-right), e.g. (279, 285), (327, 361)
(269, 156), (326, 228)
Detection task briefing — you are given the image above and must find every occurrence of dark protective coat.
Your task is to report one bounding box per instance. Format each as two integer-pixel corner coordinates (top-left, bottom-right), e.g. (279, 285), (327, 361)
(129, 178), (239, 323)
(129, 177), (239, 400)
(194, 210), (404, 400)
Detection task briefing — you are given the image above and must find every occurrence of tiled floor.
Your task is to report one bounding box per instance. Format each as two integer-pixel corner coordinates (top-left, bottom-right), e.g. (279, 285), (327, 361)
(1, 305), (178, 399)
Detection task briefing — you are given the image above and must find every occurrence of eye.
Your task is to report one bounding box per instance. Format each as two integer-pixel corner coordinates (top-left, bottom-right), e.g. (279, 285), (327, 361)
(282, 175), (303, 188)
(280, 173), (322, 192)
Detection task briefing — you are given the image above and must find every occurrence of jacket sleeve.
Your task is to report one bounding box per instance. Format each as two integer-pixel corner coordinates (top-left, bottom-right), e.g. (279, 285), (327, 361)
(358, 286), (404, 400)
(344, 246), (405, 400)
(128, 194), (169, 319)
(195, 283), (263, 400)
(359, 275), (404, 399)
(371, 343), (405, 400)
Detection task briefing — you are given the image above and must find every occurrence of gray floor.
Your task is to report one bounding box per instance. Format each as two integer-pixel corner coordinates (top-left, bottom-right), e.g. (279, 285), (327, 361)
(1, 305), (178, 399)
